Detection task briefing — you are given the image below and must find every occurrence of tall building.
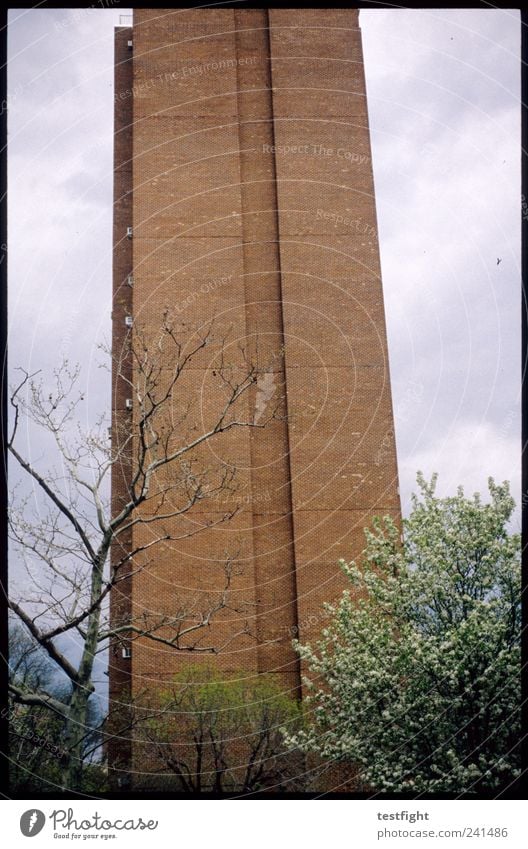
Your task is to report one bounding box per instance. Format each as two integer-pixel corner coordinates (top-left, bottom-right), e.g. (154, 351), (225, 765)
(110, 7), (400, 787)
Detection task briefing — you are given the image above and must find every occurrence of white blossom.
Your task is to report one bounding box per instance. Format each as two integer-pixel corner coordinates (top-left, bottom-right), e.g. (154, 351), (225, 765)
(285, 474), (521, 794)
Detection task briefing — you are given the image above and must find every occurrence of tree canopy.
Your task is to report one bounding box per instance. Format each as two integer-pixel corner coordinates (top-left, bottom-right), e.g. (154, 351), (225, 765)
(285, 474), (521, 794)
(138, 665), (305, 793)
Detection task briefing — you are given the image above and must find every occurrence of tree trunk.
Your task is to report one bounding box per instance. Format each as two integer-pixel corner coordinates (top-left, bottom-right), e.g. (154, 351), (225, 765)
(62, 565), (103, 790)
(63, 685), (91, 790)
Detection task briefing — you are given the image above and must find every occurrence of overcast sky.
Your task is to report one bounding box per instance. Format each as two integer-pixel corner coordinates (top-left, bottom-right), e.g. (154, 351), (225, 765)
(7, 7), (521, 524)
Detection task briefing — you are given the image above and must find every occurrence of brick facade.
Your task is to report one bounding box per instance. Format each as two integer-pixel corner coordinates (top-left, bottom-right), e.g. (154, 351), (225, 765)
(110, 7), (400, 789)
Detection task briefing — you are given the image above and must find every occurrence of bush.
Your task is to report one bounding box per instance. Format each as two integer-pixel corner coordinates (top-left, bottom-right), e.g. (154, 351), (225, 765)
(285, 474), (521, 794)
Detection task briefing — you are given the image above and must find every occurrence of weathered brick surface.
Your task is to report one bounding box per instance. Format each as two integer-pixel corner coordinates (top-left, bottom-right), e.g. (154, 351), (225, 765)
(110, 7), (400, 790)
(108, 26), (134, 786)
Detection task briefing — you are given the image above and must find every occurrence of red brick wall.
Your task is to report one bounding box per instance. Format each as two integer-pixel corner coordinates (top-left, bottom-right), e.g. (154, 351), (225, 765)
(108, 25), (133, 784)
(110, 7), (401, 787)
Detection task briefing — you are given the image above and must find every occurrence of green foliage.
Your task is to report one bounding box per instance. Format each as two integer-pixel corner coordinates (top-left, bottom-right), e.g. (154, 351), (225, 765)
(285, 474), (521, 794)
(9, 622), (104, 793)
(8, 622), (68, 793)
(9, 703), (67, 793)
(141, 666), (305, 793)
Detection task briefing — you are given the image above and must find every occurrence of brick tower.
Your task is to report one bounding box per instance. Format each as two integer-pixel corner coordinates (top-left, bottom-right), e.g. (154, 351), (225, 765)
(110, 8), (400, 787)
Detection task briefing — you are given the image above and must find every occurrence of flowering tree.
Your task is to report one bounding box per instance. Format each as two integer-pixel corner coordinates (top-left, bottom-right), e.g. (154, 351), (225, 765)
(285, 474), (521, 794)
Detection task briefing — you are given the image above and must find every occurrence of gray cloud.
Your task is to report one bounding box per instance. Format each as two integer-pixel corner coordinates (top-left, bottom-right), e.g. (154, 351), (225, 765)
(361, 8), (520, 516)
(6, 8), (520, 711)
(7, 8), (520, 515)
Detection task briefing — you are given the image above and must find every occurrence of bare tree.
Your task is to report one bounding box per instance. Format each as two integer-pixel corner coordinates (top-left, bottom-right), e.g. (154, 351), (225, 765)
(8, 318), (278, 791)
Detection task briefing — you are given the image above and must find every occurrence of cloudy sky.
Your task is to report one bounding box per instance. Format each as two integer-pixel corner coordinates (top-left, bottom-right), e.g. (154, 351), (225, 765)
(8, 7), (521, 525)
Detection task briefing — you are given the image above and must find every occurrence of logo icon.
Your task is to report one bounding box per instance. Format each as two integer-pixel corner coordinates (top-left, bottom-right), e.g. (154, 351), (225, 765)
(20, 810), (46, 837)
(253, 372), (276, 424)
